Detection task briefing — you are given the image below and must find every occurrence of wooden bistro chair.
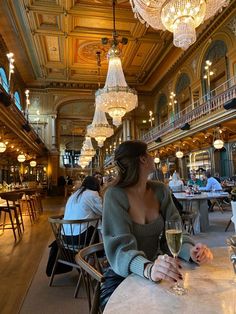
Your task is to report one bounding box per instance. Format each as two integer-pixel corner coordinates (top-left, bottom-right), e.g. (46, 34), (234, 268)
(0, 192), (24, 241)
(48, 215), (100, 298)
(76, 243), (105, 314)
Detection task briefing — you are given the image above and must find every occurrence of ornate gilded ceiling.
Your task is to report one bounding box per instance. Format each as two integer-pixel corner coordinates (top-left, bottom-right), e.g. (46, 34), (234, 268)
(0, 0), (235, 153)
(0, 0), (172, 91)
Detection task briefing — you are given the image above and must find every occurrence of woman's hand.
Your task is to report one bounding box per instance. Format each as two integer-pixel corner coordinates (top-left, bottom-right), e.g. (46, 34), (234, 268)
(151, 254), (183, 283)
(190, 243), (213, 264)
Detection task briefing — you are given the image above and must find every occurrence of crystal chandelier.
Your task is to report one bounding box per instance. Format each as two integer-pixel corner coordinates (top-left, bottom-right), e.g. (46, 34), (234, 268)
(87, 51), (114, 147)
(95, 0), (138, 126)
(130, 0), (230, 50)
(87, 103), (114, 147)
(78, 136), (96, 168)
(81, 136), (96, 157)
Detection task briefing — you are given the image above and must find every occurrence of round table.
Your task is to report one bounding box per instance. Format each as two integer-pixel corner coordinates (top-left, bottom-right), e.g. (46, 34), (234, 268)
(104, 248), (236, 314)
(174, 192), (229, 233)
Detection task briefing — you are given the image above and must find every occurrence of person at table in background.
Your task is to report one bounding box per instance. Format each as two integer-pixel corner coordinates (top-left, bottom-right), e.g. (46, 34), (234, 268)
(63, 176), (102, 244)
(168, 171), (184, 192)
(101, 140), (213, 310)
(214, 172), (221, 183)
(187, 173), (203, 187)
(149, 170), (183, 215)
(199, 170), (223, 192)
(93, 171), (104, 187)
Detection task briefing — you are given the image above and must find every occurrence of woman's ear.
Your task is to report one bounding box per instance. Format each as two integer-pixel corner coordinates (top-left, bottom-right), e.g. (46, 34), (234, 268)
(139, 155), (147, 165)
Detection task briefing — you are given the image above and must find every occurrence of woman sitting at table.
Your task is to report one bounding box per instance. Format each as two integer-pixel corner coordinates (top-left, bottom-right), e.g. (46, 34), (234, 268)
(168, 171), (184, 192)
(63, 175), (102, 244)
(101, 140), (213, 309)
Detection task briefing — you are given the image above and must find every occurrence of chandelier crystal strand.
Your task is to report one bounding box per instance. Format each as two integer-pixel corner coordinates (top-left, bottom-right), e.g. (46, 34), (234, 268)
(130, 0), (230, 50)
(130, 0), (164, 30)
(87, 103), (114, 147)
(96, 47), (138, 126)
(161, 0), (206, 50)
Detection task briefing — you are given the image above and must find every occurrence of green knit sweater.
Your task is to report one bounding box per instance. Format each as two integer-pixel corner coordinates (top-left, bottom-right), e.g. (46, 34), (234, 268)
(102, 181), (195, 278)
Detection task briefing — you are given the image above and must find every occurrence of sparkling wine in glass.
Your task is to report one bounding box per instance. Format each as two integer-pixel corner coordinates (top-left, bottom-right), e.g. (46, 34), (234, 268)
(165, 219), (187, 295)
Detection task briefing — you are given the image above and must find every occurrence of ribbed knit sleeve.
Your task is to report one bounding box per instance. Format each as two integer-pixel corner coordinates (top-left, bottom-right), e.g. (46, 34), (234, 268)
(102, 187), (151, 278)
(151, 181), (195, 261)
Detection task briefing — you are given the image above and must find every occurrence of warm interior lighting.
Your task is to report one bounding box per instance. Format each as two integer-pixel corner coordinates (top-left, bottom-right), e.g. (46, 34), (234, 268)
(96, 49), (137, 126)
(0, 142), (6, 153)
(213, 127), (224, 149)
(154, 157), (160, 163)
(176, 150), (184, 158)
(17, 154), (26, 163)
(95, 1), (138, 126)
(87, 103), (114, 147)
(30, 160), (37, 167)
(130, 0), (229, 50)
(213, 139), (224, 149)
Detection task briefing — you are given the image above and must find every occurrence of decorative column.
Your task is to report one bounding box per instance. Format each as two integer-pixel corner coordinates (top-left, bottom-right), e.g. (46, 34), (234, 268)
(51, 114), (57, 150)
(122, 119), (131, 141)
(48, 113), (60, 190)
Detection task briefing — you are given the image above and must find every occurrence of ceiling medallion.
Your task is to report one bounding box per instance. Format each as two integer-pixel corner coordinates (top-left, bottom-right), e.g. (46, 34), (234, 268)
(130, 0), (230, 50)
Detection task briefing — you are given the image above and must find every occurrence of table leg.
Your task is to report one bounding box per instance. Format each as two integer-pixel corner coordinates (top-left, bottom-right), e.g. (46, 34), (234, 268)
(198, 200), (209, 232)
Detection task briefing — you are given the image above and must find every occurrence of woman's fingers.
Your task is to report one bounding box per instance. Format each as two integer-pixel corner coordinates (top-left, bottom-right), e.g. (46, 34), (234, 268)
(152, 255), (183, 282)
(194, 245), (213, 264)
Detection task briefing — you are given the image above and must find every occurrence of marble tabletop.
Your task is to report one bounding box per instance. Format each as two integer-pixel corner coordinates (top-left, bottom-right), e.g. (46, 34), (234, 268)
(104, 248), (236, 314)
(173, 191), (229, 201)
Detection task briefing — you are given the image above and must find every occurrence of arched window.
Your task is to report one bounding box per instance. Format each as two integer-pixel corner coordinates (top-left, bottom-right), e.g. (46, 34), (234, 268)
(13, 91), (22, 110)
(0, 67), (9, 92)
(202, 40), (228, 97)
(156, 94), (168, 125)
(175, 73), (191, 112)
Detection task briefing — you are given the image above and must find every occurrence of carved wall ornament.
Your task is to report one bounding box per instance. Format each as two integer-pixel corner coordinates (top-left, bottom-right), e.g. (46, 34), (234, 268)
(192, 59), (197, 74)
(228, 17), (236, 37)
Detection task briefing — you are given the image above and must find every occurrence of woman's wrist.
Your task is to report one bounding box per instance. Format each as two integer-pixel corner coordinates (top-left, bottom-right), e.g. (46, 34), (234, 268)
(144, 263), (155, 282)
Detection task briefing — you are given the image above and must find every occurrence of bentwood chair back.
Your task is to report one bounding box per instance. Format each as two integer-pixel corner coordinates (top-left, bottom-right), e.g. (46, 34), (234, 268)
(48, 215), (100, 298)
(76, 243), (105, 314)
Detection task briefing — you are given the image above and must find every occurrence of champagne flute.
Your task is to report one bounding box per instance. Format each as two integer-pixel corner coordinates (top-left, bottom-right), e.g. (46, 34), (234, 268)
(226, 236), (236, 285)
(165, 219), (187, 295)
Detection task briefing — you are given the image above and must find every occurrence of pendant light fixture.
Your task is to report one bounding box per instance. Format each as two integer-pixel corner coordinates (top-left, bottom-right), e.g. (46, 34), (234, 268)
(154, 156), (160, 164)
(0, 141), (6, 153)
(176, 150), (184, 159)
(17, 153), (26, 163)
(213, 127), (224, 149)
(30, 160), (37, 167)
(95, 0), (138, 126)
(87, 51), (114, 147)
(130, 0), (230, 50)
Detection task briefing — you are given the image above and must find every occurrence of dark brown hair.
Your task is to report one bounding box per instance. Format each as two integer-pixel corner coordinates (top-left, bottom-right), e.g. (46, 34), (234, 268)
(76, 176), (100, 200)
(114, 140), (147, 188)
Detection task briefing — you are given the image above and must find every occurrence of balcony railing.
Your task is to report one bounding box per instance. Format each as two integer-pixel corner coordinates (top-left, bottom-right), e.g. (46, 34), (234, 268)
(142, 76), (236, 143)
